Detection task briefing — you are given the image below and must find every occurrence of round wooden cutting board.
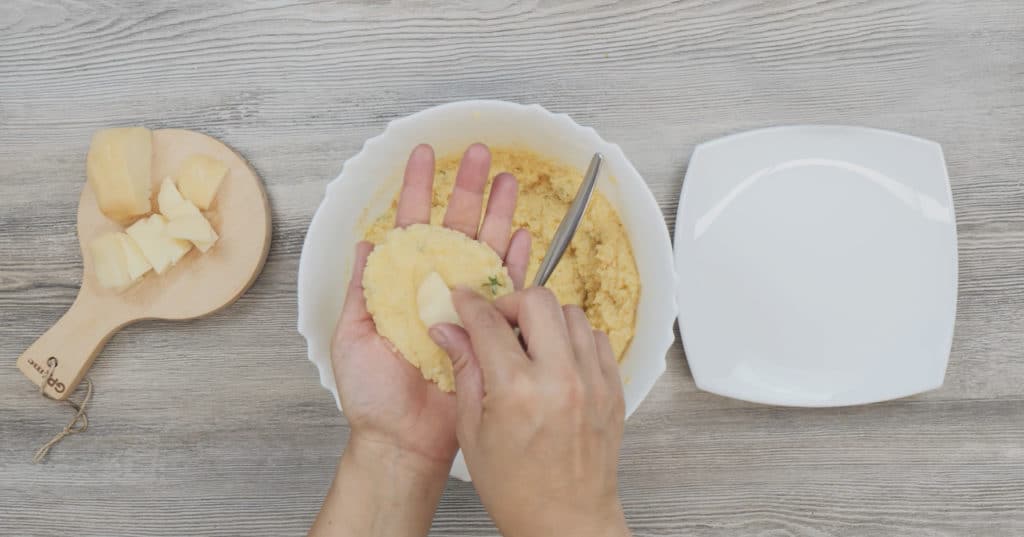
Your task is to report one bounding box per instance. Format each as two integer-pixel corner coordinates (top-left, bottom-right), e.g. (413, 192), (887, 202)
(16, 129), (271, 400)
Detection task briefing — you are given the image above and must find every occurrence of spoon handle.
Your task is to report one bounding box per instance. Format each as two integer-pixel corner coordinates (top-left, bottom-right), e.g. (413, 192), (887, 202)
(532, 153), (603, 287)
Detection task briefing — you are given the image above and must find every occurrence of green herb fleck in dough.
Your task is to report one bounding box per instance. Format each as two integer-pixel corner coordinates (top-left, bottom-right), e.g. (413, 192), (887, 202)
(482, 275), (503, 296)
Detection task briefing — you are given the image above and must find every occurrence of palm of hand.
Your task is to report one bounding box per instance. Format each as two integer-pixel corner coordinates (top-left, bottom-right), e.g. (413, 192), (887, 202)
(330, 143), (530, 467)
(333, 310), (458, 463)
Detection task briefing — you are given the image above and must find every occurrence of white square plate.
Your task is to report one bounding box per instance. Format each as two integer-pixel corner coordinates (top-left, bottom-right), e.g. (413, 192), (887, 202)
(674, 126), (957, 407)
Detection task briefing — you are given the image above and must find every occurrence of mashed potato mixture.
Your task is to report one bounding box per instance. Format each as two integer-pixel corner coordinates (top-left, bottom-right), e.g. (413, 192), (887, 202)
(365, 147), (640, 363)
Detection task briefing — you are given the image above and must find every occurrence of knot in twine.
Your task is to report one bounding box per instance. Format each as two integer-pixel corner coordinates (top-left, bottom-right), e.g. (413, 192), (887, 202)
(33, 360), (92, 464)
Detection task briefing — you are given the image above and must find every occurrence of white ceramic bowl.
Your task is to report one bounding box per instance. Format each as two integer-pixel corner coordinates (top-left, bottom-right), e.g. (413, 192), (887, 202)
(298, 100), (676, 480)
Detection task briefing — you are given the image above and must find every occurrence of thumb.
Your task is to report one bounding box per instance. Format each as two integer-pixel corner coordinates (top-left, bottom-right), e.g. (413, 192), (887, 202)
(429, 323), (483, 436)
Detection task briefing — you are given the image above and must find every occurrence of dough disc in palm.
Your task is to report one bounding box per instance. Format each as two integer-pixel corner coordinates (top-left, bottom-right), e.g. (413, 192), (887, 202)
(362, 224), (512, 392)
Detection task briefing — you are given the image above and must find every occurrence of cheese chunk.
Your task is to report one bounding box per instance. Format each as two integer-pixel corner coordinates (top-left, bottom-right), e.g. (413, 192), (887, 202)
(157, 176), (200, 220)
(417, 271), (462, 328)
(91, 232), (133, 290)
(174, 155), (227, 210)
(166, 212), (219, 253)
(86, 127), (153, 221)
(117, 233), (152, 280)
(126, 214), (191, 274)
(158, 177), (218, 252)
(91, 232), (153, 291)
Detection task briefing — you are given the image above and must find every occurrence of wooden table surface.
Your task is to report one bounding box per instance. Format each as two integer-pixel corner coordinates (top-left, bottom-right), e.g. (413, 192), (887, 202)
(2, 1), (1022, 535)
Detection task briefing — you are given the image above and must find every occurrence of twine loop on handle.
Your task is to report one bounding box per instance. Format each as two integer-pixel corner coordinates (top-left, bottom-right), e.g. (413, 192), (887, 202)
(32, 359), (93, 464)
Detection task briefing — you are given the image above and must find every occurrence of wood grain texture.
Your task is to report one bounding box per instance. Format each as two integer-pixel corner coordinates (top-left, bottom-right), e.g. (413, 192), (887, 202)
(1, 0), (1022, 535)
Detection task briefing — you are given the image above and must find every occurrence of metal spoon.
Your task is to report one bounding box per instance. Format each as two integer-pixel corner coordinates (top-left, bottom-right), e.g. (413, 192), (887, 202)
(532, 152), (603, 287)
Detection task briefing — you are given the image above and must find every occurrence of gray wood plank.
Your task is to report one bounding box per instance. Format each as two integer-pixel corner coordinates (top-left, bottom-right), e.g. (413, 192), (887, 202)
(1, 0), (1022, 535)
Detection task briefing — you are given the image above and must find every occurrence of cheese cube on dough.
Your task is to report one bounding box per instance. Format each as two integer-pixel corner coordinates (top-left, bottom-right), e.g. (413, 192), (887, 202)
(417, 271), (462, 328)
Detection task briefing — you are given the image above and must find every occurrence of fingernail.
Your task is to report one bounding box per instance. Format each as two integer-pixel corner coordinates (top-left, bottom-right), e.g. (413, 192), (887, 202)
(429, 326), (448, 347)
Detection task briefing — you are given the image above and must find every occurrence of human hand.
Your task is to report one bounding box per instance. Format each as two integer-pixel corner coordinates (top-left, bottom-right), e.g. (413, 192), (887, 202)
(331, 143), (532, 468)
(429, 288), (630, 537)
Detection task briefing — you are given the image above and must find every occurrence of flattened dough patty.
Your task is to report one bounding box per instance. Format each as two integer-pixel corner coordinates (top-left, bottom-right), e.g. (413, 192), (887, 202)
(363, 224), (512, 392)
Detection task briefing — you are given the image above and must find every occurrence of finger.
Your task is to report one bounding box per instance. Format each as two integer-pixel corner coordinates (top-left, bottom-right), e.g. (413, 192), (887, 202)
(594, 330), (623, 394)
(338, 241), (375, 329)
(443, 143), (491, 237)
(564, 305), (601, 386)
(495, 288), (573, 369)
(478, 173), (518, 258)
(429, 323), (483, 434)
(504, 228), (532, 291)
(492, 293), (519, 325)
(452, 287), (528, 385)
(395, 144), (435, 228)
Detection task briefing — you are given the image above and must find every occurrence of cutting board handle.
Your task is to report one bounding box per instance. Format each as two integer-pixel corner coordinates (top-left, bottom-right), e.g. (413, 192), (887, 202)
(16, 293), (126, 400)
